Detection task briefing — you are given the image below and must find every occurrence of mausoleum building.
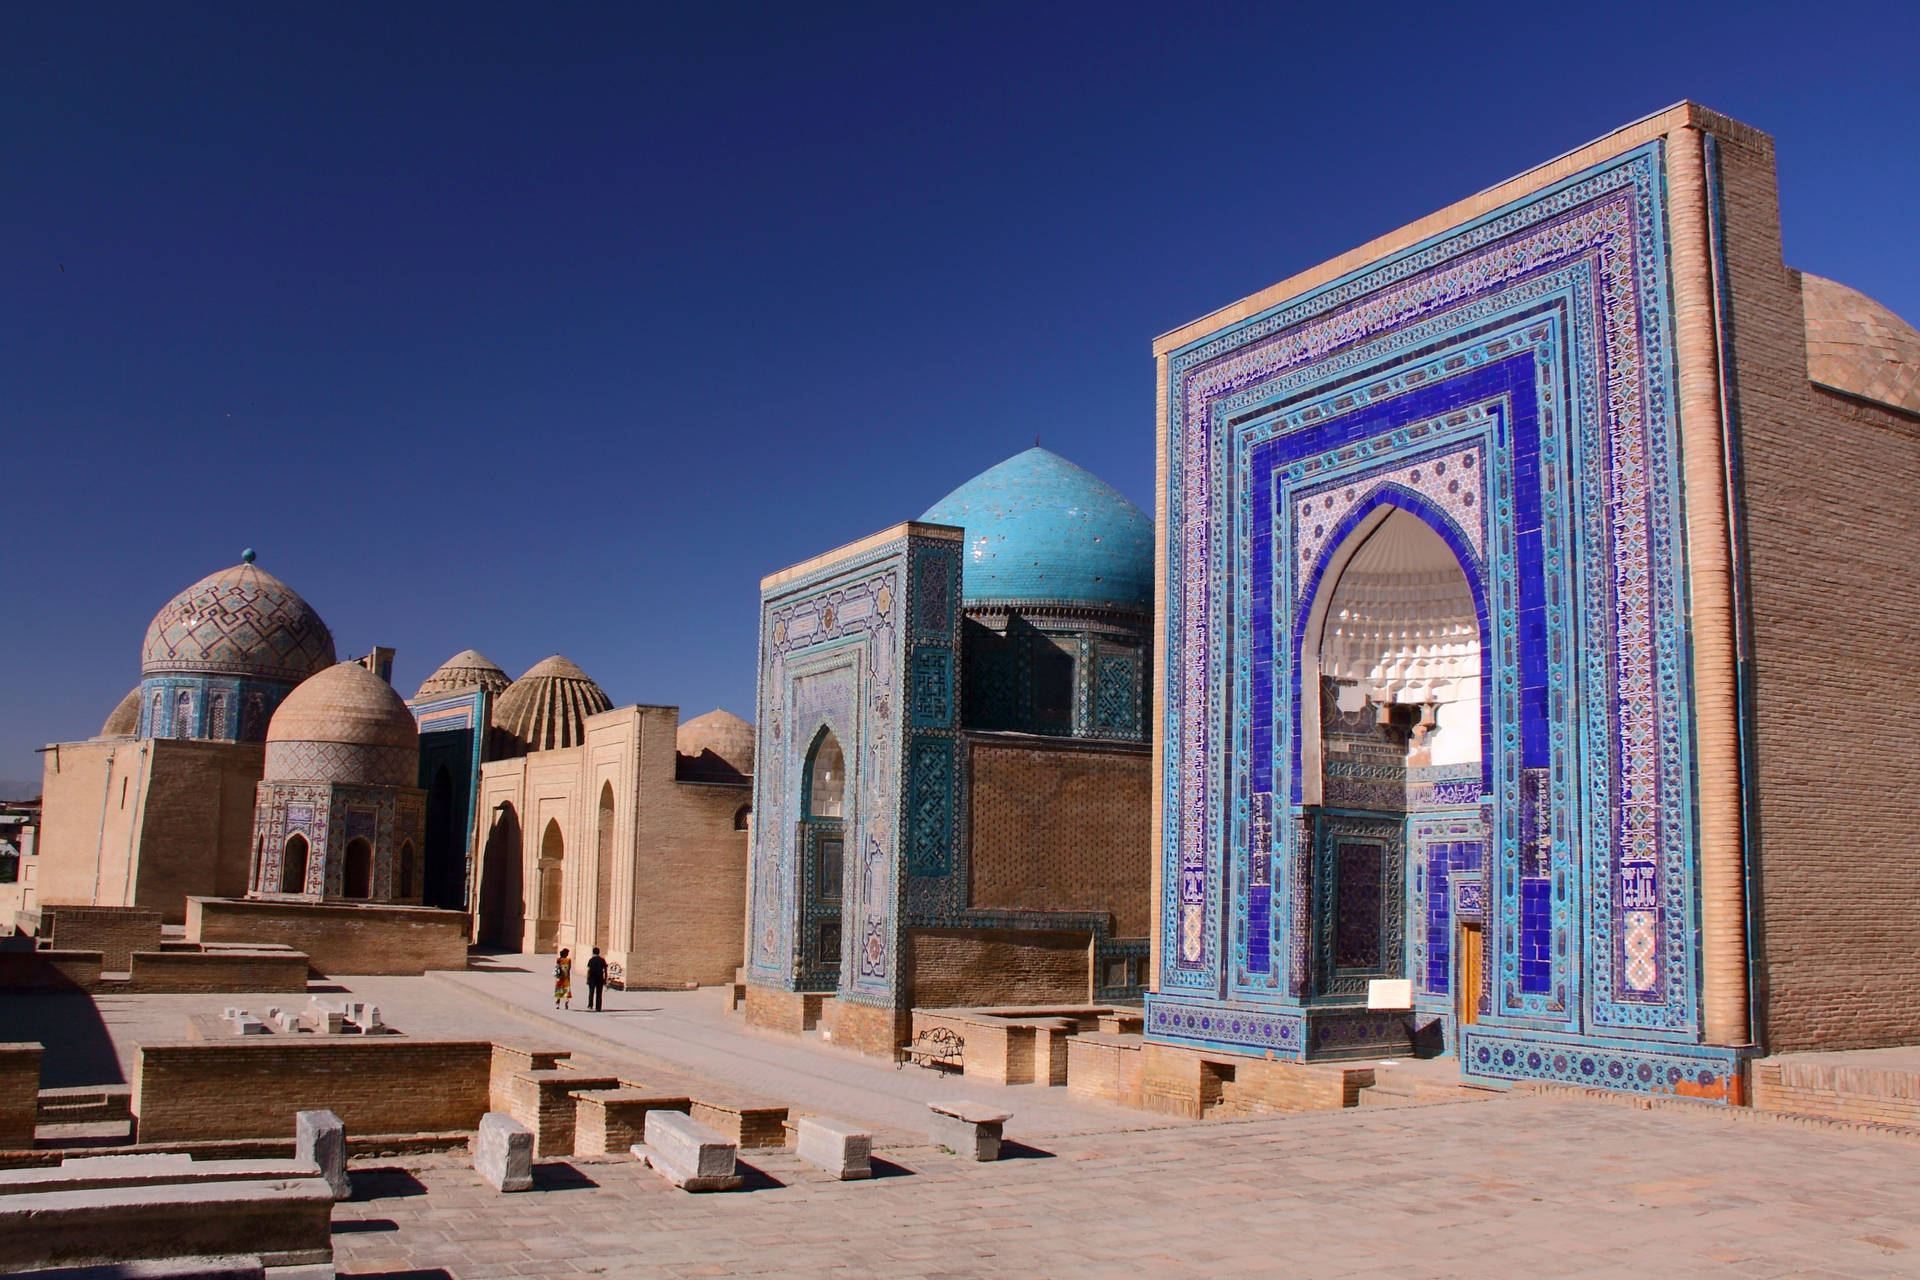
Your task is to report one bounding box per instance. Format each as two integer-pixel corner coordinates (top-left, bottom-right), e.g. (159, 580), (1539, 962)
(1144, 103), (1920, 1102)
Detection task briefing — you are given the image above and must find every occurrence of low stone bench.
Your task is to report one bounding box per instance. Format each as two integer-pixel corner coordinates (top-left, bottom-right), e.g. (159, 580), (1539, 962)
(473, 1112), (533, 1192)
(635, 1110), (740, 1192)
(569, 1088), (691, 1157)
(0, 1175), (335, 1273)
(927, 1099), (1012, 1161)
(688, 1099), (789, 1149)
(507, 1069), (622, 1156)
(0, 1154), (307, 1197)
(795, 1116), (872, 1180)
(26, 1257), (268, 1278)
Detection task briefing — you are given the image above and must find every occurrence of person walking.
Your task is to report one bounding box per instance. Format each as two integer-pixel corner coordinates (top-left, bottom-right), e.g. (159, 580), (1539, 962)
(553, 948), (573, 1010)
(585, 947), (608, 1012)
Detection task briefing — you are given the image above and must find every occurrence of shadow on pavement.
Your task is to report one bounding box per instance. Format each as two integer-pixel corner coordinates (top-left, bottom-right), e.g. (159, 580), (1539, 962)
(733, 1159), (787, 1191)
(0, 992), (123, 1087)
(333, 1218), (399, 1234)
(343, 1271), (454, 1279)
(532, 1161), (601, 1191)
(868, 1157), (916, 1179)
(997, 1140), (1056, 1160)
(350, 1168), (429, 1201)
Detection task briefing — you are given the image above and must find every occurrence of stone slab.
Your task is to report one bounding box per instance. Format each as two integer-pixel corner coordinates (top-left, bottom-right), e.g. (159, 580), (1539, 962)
(295, 1109), (349, 1200)
(0, 1177), (335, 1272)
(473, 1111), (533, 1193)
(795, 1115), (872, 1180)
(928, 1100), (1010, 1161)
(637, 1110), (740, 1191)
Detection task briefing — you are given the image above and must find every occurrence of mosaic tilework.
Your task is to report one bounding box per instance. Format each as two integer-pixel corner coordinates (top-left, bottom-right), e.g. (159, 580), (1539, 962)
(751, 529), (964, 1010)
(265, 740), (417, 788)
(139, 674), (294, 742)
(251, 779), (425, 903)
(1461, 1027), (1747, 1102)
(142, 562), (336, 683)
(1150, 141), (1709, 1082)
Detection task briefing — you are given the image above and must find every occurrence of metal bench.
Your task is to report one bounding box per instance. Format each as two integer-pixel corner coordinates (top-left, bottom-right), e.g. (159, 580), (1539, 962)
(898, 1026), (964, 1072)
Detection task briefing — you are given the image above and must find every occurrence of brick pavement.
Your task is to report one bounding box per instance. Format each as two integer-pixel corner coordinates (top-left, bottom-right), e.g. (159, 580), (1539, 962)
(331, 1094), (1920, 1279)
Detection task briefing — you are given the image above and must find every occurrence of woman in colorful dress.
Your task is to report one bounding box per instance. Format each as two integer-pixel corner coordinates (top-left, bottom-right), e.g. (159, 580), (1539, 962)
(553, 947), (573, 1009)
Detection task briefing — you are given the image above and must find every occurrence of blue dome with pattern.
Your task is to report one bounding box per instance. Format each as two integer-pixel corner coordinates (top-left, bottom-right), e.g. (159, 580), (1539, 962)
(919, 448), (1152, 611)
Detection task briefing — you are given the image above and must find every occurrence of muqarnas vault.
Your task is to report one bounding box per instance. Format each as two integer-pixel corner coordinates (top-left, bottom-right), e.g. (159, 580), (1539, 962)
(1147, 103), (1920, 1101)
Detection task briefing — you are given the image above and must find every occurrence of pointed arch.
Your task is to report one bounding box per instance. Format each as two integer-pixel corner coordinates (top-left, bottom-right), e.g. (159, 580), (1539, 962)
(342, 837), (374, 899)
(281, 833), (310, 895)
(594, 780), (616, 952)
(803, 726), (845, 819)
(536, 817), (565, 953)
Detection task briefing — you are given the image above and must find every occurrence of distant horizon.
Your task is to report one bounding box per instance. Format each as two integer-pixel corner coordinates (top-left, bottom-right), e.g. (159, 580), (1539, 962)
(6, 2), (1917, 784)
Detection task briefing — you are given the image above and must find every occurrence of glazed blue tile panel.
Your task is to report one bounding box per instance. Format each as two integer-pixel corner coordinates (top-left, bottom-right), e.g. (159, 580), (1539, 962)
(1426, 845), (1453, 992)
(1520, 877), (1553, 993)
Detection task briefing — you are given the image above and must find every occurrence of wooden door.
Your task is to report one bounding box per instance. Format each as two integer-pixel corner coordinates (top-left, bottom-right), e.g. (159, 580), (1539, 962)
(1458, 922), (1483, 1026)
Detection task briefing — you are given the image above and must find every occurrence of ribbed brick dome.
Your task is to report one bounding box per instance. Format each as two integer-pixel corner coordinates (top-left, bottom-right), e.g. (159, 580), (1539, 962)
(414, 649), (511, 699)
(920, 447), (1152, 612)
(141, 556), (336, 683)
(493, 655), (612, 753)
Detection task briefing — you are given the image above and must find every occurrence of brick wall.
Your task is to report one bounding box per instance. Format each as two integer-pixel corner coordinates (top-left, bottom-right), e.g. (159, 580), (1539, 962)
(967, 737), (1150, 937)
(1138, 1042), (1359, 1118)
(742, 984), (825, 1034)
(0, 950), (101, 992)
(1711, 123), (1920, 1052)
(822, 998), (908, 1059)
(1751, 1057), (1920, 1128)
(0, 1042), (41, 1149)
(40, 907), (162, 974)
(1066, 1034), (1143, 1108)
(907, 927), (1090, 1009)
(125, 949), (309, 993)
(132, 1038), (495, 1143)
(186, 896), (469, 975)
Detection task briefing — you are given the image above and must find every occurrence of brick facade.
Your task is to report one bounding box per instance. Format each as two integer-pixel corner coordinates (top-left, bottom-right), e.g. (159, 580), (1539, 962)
(186, 895), (468, 976)
(906, 928), (1091, 1009)
(966, 737), (1151, 937)
(38, 906), (163, 974)
(0, 1042), (41, 1150)
(132, 1038), (499, 1143)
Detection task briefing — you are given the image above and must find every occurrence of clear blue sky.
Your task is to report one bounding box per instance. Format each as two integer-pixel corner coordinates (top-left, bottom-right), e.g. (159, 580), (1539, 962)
(3, 1), (1915, 791)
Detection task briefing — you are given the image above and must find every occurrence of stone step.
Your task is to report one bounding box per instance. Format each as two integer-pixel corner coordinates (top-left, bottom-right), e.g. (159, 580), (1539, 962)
(37, 1089), (133, 1122)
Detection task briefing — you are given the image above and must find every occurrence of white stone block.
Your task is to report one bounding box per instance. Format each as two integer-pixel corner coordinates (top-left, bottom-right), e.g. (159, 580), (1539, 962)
(294, 1109), (349, 1200)
(796, 1116), (872, 1180)
(474, 1112), (533, 1192)
(637, 1110), (739, 1191)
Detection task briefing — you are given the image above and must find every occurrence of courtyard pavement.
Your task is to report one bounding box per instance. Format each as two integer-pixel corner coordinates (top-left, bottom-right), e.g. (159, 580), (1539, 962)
(331, 1091), (1920, 1279)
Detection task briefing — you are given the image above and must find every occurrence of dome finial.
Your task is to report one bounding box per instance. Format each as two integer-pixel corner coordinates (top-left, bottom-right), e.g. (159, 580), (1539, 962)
(241, 547), (256, 564)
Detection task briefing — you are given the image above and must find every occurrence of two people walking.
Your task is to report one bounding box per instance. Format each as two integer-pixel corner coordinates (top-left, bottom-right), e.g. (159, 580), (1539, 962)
(553, 946), (609, 1011)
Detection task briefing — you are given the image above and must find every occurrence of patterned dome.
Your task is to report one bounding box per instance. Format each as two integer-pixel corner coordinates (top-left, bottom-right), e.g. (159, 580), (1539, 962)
(265, 661), (419, 786)
(141, 558), (336, 683)
(676, 708), (755, 782)
(919, 447), (1153, 611)
(493, 655), (613, 754)
(99, 687), (141, 738)
(414, 649), (511, 699)
(1802, 274), (1920, 414)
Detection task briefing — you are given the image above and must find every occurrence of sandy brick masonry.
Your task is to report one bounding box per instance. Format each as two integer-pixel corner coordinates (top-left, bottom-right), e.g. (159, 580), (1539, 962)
(1751, 1051), (1920, 1129)
(0, 1044), (40, 1150)
(37, 906), (163, 974)
(186, 895), (468, 976)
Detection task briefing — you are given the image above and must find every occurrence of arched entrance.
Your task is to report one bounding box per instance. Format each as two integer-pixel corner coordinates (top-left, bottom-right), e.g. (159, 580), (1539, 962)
(478, 803), (523, 949)
(536, 818), (566, 953)
(594, 782), (616, 953)
(342, 837), (374, 899)
(281, 833), (310, 895)
(798, 726), (846, 989)
(1302, 506), (1483, 1015)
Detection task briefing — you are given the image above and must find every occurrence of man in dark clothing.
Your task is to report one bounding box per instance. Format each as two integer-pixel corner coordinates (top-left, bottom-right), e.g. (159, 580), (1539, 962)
(585, 947), (608, 1011)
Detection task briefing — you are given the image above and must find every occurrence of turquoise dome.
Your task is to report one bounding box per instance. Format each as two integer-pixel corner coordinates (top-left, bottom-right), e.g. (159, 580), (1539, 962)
(919, 448), (1152, 611)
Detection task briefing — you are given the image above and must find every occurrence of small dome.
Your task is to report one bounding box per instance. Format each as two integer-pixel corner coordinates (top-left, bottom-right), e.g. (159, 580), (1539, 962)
(100, 687), (141, 738)
(142, 559), (336, 683)
(493, 655), (613, 753)
(268, 661), (419, 750)
(676, 709), (755, 783)
(1802, 273), (1920, 415)
(919, 447), (1153, 611)
(414, 649), (511, 700)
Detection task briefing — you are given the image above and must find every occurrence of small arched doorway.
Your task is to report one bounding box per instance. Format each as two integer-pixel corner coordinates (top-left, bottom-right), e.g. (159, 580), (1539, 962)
(536, 818), (566, 953)
(478, 803), (523, 949)
(1304, 506), (1482, 1011)
(798, 727), (847, 988)
(281, 833), (310, 895)
(342, 837), (374, 899)
(594, 782), (616, 952)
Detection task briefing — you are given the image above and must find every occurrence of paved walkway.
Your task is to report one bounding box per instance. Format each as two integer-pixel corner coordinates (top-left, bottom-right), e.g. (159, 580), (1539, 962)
(332, 1092), (1920, 1279)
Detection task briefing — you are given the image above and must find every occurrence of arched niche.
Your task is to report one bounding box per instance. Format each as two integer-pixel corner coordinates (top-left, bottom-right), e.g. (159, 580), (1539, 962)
(281, 833), (310, 895)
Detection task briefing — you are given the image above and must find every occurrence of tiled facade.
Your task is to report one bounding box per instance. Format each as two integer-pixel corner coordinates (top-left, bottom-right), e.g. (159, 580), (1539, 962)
(1147, 108), (1791, 1099)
